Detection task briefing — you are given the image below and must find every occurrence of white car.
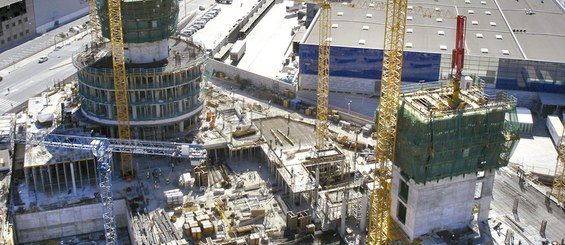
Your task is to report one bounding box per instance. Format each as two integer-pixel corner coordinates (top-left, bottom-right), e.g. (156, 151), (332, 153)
(38, 56), (48, 63)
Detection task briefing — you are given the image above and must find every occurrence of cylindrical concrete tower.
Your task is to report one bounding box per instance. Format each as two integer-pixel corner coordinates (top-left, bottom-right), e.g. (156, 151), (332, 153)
(73, 0), (206, 141)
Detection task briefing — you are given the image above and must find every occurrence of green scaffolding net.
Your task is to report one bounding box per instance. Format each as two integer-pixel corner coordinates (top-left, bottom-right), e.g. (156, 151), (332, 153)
(394, 92), (520, 184)
(97, 0), (179, 43)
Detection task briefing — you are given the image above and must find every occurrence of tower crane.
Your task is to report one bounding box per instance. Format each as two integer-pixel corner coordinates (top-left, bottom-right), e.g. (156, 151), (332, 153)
(292, 0), (332, 150)
(87, 0), (101, 43)
(552, 127), (565, 205)
(106, 0), (134, 179)
(367, 0), (408, 243)
(0, 129), (206, 244)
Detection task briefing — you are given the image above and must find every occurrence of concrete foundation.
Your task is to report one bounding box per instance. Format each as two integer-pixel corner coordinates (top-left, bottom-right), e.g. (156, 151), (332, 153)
(14, 199), (129, 244)
(391, 167), (495, 241)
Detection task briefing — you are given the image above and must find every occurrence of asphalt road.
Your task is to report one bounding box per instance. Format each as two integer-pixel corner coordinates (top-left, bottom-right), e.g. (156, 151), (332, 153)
(0, 3), (202, 116)
(0, 30), (90, 115)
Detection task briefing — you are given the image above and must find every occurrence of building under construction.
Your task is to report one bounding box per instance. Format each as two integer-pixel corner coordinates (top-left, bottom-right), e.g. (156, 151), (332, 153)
(391, 84), (520, 241)
(73, 0), (207, 141)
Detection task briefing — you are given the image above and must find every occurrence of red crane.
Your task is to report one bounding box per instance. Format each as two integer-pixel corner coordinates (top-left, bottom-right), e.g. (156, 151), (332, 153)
(449, 15), (467, 109)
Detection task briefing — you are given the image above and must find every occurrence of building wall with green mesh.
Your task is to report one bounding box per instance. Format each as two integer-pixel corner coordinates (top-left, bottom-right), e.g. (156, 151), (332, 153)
(394, 100), (519, 184)
(97, 0), (179, 43)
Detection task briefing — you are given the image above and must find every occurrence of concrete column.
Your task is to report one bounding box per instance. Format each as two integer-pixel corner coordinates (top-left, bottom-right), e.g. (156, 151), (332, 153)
(93, 160), (98, 185)
(40, 166), (46, 193)
(359, 194), (368, 232)
(132, 106), (137, 120)
(24, 168), (30, 193)
(32, 167), (39, 194)
(63, 162), (69, 192)
(55, 164), (61, 193)
(48, 165), (54, 196)
(78, 160), (83, 189)
(70, 162), (77, 194)
(107, 105), (113, 119)
(86, 160), (91, 186)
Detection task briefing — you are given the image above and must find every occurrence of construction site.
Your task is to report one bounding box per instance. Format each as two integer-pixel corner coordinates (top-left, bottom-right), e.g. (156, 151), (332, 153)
(0, 0), (564, 244)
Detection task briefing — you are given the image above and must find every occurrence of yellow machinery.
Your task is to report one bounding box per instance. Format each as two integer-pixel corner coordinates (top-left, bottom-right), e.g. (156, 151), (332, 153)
(292, 0), (331, 150)
(215, 199), (233, 237)
(367, 0), (408, 243)
(315, 2), (331, 150)
(552, 127), (565, 204)
(88, 0), (101, 43)
(107, 0), (134, 178)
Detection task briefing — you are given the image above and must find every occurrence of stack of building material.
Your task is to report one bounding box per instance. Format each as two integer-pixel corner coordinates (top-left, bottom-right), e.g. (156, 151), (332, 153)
(201, 220), (214, 234)
(286, 210), (311, 233)
(194, 163), (209, 187)
(178, 172), (194, 189)
(183, 223), (191, 236)
(191, 227), (202, 240)
(164, 189), (183, 207)
(130, 208), (182, 243)
(247, 233), (260, 245)
(306, 224), (315, 234)
(250, 208), (265, 218)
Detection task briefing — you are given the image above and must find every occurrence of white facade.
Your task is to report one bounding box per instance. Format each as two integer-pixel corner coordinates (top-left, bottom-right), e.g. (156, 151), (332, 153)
(390, 166), (495, 241)
(125, 39), (169, 64)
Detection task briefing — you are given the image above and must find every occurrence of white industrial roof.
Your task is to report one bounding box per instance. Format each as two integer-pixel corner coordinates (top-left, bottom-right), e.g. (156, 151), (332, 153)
(303, 0), (565, 62)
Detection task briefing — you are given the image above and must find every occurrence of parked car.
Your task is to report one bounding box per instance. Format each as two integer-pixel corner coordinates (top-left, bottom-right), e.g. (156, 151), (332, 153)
(38, 56), (48, 63)
(180, 30), (193, 37)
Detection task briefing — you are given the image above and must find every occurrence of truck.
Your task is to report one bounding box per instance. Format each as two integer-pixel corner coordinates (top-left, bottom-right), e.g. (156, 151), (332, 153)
(230, 40), (246, 63)
(286, 2), (304, 13)
(547, 115), (563, 147)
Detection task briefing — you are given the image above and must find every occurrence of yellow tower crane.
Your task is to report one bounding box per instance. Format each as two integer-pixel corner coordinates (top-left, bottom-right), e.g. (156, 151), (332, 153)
(106, 0), (134, 178)
(315, 2), (331, 150)
(552, 127), (565, 205)
(88, 0), (101, 43)
(367, 0), (408, 243)
(292, 0), (332, 150)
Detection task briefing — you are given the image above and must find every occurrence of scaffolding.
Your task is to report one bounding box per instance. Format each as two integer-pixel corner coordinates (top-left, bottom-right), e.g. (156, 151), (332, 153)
(395, 88), (520, 183)
(97, 0), (180, 43)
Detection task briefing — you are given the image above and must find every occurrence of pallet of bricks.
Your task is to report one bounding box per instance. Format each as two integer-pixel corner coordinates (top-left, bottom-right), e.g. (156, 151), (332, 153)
(164, 189), (183, 208)
(183, 208), (216, 240)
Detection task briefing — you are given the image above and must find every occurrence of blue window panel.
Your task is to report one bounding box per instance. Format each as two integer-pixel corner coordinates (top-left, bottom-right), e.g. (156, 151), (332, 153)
(298, 44), (441, 83)
(496, 58), (565, 94)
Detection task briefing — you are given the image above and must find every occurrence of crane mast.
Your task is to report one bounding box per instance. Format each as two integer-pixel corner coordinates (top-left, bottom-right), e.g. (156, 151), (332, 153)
(315, 2), (331, 150)
(448, 15), (467, 109)
(107, 0), (134, 178)
(367, 0), (408, 243)
(88, 0), (101, 43)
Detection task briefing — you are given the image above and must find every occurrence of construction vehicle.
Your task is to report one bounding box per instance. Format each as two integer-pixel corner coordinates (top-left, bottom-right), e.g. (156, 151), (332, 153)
(0, 128), (206, 244)
(230, 40), (247, 63)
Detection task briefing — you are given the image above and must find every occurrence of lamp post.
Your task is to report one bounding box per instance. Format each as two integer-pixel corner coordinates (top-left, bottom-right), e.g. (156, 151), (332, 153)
(347, 100), (352, 115)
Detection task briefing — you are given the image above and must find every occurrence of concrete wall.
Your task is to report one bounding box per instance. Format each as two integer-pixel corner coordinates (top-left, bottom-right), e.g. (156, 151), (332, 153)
(33, 0), (88, 33)
(207, 59), (295, 94)
(391, 167), (495, 241)
(299, 74), (377, 95)
(14, 199), (128, 243)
